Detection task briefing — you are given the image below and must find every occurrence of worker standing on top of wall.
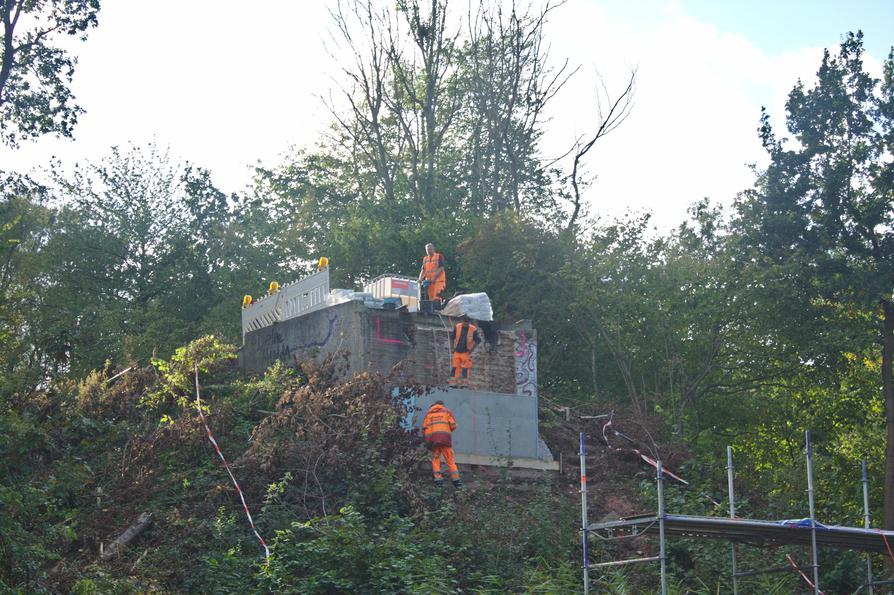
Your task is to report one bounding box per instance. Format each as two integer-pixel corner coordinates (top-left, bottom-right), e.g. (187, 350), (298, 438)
(422, 400), (462, 489)
(417, 243), (446, 314)
(450, 315), (480, 387)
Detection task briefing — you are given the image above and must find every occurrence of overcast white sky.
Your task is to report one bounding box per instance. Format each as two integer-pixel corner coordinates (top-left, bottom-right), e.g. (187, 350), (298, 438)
(1, 0), (891, 229)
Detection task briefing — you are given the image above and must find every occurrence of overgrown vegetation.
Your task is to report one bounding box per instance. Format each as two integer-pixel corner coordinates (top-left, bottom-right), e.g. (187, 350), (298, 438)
(1, 340), (583, 592)
(2, 0), (893, 591)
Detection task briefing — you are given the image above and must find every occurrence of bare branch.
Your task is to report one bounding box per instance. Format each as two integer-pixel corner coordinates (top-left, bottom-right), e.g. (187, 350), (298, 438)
(567, 69), (637, 230)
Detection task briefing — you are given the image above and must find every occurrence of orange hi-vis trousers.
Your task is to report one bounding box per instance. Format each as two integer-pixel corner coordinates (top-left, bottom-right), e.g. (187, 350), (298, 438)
(427, 279), (445, 301)
(432, 445), (460, 481)
(450, 351), (472, 385)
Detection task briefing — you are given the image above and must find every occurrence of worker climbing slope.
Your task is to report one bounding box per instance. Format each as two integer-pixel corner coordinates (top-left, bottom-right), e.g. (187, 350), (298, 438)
(450, 315), (480, 387)
(417, 243), (446, 313)
(422, 400), (462, 489)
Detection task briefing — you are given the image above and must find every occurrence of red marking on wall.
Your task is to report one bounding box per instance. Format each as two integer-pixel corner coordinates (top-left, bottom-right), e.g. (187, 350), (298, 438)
(514, 332), (526, 357)
(376, 317), (404, 344)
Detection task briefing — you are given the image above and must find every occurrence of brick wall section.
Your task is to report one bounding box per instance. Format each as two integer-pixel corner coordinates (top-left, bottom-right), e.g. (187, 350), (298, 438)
(240, 302), (536, 397)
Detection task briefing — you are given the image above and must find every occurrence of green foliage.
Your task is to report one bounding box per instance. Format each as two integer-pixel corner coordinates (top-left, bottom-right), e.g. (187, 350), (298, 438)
(0, 174), (53, 398)
(733, 30), (894, 526)
(260, 505), (456, 594)
(1, 11), (892, 594)
(0, 0), (100, 146)
(0, 402), (88, 592)
(147, 335), (236, 409)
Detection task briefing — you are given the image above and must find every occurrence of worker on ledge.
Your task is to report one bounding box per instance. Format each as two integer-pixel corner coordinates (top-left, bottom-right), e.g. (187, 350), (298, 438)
(449, 315), (480, 387)
(417, 243), (446, 314)
(268, 281), (280, 295)
(317, 256), (329, 271)
(422, 400), (462, 489)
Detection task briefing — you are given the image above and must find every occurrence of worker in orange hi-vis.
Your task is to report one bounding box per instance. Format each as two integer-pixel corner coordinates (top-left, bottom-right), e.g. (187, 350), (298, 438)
(417, 243), (446, 312)
(422, 401), (462, 489)
(449, 315), (480, 387)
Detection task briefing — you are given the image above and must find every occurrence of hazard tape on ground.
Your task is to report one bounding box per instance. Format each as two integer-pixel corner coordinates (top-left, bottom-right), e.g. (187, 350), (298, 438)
(194, 366), (270, 559)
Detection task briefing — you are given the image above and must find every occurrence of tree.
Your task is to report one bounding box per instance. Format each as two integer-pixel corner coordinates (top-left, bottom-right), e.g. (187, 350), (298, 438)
(41, 144), (258, 375)
(0, 0), (100, 146)
(0, 173), (52, 396)
(325, 0), (589, 223)
(566, 70), (636, 230)
(559, 207), (745, 429)
(462, 1), (574, 215)
(329, 0), (463, 217)
(738, 32), (894, 527)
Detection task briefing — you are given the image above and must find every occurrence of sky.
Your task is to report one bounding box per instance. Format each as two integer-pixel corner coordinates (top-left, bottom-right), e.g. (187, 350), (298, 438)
(1, 0), (892, 230)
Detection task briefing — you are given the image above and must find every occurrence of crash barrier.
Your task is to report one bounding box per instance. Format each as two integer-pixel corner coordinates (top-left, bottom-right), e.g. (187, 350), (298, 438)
(241, 268), (330, 339)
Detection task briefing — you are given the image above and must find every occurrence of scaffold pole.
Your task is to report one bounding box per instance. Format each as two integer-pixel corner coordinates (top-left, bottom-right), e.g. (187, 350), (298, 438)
(727, 446), (738, 595)
(580, 432), (589, 594)
(657, 459), (668, 595)
(862, 459), (873, 595)
(806, 430), (820, 594)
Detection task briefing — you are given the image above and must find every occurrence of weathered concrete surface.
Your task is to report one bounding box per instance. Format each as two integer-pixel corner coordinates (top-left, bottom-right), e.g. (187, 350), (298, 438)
(240, 302), (537, 397)
(239, 300), (365, 373)
(239, 302), (553, 469)
(409, 388), (557, 469)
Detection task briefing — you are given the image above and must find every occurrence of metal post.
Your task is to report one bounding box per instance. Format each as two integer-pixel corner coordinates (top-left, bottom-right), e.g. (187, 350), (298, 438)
(727, 446), (738, 595)
(806, 430), (820, 594)
(862, 459), (874, 595)
(580, 433), (589, 595)
(657, 460), (668, 595)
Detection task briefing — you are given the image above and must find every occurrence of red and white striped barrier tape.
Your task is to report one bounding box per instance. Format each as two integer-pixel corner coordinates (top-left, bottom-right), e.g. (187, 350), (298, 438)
(602, 417), (689, 485)
(194, 366), (270, 560)
(785, 554), (823, 594)
(882, 530), (894, 563)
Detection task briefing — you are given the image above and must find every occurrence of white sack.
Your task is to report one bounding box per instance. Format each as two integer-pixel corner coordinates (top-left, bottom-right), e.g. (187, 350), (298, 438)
(440, 292), (493, 321)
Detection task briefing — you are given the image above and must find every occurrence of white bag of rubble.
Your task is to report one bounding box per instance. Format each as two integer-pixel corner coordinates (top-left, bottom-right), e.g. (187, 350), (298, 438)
(440, 293), (493, 321)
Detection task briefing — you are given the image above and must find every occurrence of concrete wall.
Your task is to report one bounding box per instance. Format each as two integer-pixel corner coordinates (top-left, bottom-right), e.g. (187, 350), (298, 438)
(239, 301), (367, 373)
(409, 388), (544, 460)
(240, 302), (537, 398)
(240, 302), (554, 468)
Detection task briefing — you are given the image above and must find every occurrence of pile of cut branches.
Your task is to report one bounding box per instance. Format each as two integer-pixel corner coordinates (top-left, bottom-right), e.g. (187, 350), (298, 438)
(242, 354), (425, 516)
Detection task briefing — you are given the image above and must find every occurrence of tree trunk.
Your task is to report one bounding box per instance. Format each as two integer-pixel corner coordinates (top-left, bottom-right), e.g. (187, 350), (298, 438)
(101, 512), (153, 560)
(883, 299), (894, 530)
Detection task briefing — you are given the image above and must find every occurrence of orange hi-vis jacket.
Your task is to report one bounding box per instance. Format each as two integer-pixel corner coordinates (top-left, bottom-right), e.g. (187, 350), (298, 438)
(453, 322), (478, 353)
(422, 252), (446, 285)
(422, 403), (457, 447)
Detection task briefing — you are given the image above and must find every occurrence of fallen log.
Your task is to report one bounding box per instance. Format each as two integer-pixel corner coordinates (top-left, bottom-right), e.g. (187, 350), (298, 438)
(101, 512), (153, 560)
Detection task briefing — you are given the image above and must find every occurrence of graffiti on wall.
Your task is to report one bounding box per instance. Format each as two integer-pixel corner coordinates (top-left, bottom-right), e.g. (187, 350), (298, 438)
(290, 313), (339, 354)
(514, 331), (537, 397)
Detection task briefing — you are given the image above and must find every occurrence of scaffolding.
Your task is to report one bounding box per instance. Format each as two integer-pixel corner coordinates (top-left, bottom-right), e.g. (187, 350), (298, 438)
(579, 431), (894, 594)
